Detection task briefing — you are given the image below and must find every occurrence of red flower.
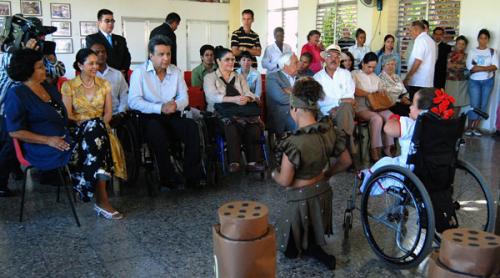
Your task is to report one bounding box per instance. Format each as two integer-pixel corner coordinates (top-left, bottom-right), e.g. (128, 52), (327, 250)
(431, 89), (455, 120)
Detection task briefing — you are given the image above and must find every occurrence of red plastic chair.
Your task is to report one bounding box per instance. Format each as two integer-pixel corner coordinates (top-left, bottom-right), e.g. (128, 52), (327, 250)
(184, 71), (192, 87)
(127, 69), (133, 83)
(13, 138), (80, 226)
(188, 86), (206, 111)
(56, 76), (69, 92)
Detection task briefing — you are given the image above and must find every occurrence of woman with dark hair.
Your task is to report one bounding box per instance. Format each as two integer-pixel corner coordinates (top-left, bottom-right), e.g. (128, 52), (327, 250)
(204, 46), (264, 173)
(5, 48), (72, 174)
(340, 50), (355, 72)
(236, 51), (262, 97)
(347, 28), (371, 70)
(272, 77), (351, 270)
(465, 29), (498, 136)
(375, 34), (401, 75)
(446, 35), (469, 116)
(300, 30), (324, 74)
(352, 52), (394, 161)
(61, 48), (122, 219)
(297, 52), (314, 77)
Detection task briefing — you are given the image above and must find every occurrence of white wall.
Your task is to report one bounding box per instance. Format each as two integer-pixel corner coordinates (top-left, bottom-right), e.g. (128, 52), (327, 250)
(5, 0), (229, 77)
(459, 0), (500, 131)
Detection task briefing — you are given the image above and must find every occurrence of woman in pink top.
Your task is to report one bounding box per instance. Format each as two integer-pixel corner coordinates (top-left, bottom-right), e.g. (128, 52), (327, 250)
(301, 30), (324, 73)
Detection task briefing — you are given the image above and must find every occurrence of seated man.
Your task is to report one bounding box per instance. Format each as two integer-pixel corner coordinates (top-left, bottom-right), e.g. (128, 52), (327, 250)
(297, 52), (314, 78)
(266, 53), (298, 136)
(90, 42), (128, 116)
(314, 44), (356, 151)
(129, 35), (201, 188)
(191, 44), (216, 88)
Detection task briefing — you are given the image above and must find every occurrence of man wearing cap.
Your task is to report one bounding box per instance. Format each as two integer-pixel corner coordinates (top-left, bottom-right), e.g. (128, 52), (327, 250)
(314, 44), (356, 153)
(0, 16), (63, 197)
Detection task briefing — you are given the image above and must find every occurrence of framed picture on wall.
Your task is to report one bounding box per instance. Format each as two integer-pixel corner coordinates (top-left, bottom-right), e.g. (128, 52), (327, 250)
(51, 21), (71, 37)
(80, 38), (86, 48)
(20, 1), (42, 16)
(0, 1), (11, 16)
(79, 21), (98, 36)
(53, 38), (73, 54)
(50, 3), (71, 19)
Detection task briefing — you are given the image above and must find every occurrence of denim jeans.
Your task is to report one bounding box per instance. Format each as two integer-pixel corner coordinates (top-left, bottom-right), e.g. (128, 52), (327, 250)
(468, 77), (494, 121)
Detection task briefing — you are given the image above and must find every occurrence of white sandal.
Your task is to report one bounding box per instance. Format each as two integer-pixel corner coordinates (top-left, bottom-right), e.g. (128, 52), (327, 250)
(94, 204), (123, 220)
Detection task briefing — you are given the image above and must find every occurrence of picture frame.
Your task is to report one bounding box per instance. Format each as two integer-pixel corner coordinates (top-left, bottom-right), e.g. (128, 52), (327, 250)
(80, 38), (86, 48)
(50, 3), (71, 19)
(79, 21), (98, 36)
(0, 1), (11, 16)
(20, 1), (42, 16)
(51, 21), (71, 37)
(53, 38), (73, 54)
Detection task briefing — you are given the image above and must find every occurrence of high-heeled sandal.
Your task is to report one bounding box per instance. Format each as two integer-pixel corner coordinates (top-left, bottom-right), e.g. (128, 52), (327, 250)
(370, 148), (381, 162)
(94, 204), (123, 220)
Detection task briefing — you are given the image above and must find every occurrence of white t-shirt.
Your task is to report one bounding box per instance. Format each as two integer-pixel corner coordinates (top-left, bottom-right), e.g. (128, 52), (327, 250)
(314, 67), (355, 115)
(466, 47), (499, 80)
(261, 42), (292, 73)
(407, 32), (437, 87)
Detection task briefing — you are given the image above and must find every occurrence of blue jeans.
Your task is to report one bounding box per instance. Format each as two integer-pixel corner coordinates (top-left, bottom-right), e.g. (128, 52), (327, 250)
(468, 77), (494, 121)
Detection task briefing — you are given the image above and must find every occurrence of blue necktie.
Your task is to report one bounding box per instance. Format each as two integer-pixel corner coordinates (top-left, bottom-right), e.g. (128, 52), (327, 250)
(106, 34), (113, 47)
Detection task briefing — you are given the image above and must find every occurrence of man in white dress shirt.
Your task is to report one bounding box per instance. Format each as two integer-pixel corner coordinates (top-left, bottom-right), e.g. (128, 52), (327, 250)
(403, 20), (437, 99)
(261, 27), (292, 73)
(90, 42), (128, 116)
(129, 35), (201, 189)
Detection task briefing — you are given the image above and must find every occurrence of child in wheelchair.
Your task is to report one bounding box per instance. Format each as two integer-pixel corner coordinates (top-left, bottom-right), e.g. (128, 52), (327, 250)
(360, 88), (455, 195)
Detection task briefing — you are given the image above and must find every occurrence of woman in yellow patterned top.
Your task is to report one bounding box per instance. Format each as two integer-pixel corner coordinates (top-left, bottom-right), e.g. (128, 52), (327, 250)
(61, 48), (122, 220)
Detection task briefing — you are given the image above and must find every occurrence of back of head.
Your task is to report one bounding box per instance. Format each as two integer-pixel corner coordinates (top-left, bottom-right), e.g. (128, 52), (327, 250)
(166, 12), (181, 24)
(278, 53), (293, 70)
(291, 77), (325, 111)
(411, 20), (425, 31)
(7, 48), (43, 82)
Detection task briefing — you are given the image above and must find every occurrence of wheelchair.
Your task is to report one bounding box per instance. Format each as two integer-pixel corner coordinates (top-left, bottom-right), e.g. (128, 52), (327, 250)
(342, 110), (496, 268)
(113, 109), (215, 196)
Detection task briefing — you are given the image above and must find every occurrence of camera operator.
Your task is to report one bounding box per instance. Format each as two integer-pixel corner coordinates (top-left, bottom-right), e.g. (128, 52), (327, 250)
(0, 16), (64, 197)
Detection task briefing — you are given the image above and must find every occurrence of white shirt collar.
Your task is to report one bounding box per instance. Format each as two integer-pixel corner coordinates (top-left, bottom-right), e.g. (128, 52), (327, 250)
(100, 29), (112, 37)
(146, 60), (174, 75)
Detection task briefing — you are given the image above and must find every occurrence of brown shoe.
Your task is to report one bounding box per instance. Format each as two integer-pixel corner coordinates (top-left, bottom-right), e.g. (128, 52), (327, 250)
(229, 163), (240, 173)
(370, 148), (381, 162)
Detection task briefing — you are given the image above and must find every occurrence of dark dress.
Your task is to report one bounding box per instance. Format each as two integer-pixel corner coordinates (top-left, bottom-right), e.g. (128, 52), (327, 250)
(4, 83), (73, 170)
(275, 120), (346, 254)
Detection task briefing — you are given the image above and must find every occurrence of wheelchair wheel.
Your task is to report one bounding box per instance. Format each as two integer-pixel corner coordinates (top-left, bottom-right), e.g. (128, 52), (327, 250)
(360, 165), (435, 269)
(144, 151), (161, 197)
(433, 159), (495, 242)
(115, 120), (140, 186)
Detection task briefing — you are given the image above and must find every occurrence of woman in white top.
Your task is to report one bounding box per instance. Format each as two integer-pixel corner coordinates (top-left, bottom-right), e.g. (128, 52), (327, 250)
(236, 51), (262, 98)
(465, 29), (498, 136)
(353, 52), (394, 161)
(261, 27), (292, 73)
(347, 28), (371, 70)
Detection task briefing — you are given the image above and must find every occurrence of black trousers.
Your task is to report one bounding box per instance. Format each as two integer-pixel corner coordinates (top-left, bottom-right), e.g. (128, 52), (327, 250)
(0, 117), (17, 188)
(223, 120), (263, 164)
(141, 113), (201, 184)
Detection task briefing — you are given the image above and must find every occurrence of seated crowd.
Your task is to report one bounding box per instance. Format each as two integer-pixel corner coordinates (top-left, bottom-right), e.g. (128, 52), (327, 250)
(0, 6), (498, 271)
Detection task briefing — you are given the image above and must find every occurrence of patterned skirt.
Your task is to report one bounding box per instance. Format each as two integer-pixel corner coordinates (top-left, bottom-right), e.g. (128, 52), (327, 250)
(276, 181), (333, 254)
(70, 118), (113, 202)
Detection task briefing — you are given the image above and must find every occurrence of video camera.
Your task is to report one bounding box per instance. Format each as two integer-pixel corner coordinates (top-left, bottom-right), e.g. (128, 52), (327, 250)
(0, 14), (57, 53)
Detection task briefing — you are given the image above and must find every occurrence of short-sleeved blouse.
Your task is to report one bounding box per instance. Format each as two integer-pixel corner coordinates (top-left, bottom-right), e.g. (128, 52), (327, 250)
(61, 76), (111, 121)
(4, 83), (72, 170)
(352, 69), (384, 112)
(278, 120), (346, 180)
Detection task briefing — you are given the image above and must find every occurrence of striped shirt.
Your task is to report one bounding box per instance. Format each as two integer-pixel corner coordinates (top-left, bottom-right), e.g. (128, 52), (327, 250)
(231, 26), (261, 68)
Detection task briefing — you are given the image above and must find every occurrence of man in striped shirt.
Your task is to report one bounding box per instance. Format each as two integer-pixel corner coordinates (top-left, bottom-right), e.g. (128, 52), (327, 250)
(231, 9), (261, 68)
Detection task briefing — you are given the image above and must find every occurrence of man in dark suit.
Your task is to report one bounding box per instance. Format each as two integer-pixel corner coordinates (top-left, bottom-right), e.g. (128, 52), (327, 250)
(150, 12), (180, 66)
(266, 53), (299, 136)
(433, 26), (452, 89)
(86, 9), (131, 74)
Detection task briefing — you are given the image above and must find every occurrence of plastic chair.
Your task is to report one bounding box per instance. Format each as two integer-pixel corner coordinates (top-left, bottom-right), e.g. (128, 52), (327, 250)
(184, 71), (192, 87)
(13, 138), (80, 226)
(56, 76), (69, 92)
(188, 86), (206, 111)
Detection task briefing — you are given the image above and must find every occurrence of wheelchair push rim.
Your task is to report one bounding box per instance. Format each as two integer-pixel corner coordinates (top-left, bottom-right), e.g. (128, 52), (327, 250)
(360, 165), (435, 269)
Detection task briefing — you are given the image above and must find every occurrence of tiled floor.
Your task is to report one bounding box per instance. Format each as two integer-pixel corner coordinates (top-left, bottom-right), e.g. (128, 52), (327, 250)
(0, 136), (498, 278)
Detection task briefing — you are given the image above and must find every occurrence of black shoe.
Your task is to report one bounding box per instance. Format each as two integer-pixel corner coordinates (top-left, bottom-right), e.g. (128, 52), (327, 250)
(0, 187), (14, 197)
(305, 245), (336, 270)
(39, 170), (59, 185)
(246, 162), (265, 172)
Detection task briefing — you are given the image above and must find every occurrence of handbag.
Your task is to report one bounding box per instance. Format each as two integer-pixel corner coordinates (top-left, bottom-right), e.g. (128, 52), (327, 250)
(366, 91), (394, 112)
(107, 128), (127, 181)
(214, 76), (261, 118)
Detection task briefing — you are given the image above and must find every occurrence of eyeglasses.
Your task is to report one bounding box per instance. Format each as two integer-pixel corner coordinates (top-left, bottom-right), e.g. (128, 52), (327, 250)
(325, 53), (340, 59)
(101, 19), (115, 24)
(222, 58), (235, 63)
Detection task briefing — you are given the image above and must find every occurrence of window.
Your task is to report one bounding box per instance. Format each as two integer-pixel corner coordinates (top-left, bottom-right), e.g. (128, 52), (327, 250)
(397, 0), (461, 71)
(316, 0), (357, 47)
(267, 0), (298, 52)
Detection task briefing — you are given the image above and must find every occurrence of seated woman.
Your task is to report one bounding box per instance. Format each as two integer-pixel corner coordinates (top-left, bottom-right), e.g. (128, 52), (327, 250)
(236, 51), (262, 98)
(204, 46), (264, 173)
(353, 52), (394, 161)
(360, 88), (455, 195)
(61, 48), (122, 220)
(272, 78), (351, 270)
(340, 50), (355, 72)
(5, 49), (72, 174)
(378, 54), (411, 116)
